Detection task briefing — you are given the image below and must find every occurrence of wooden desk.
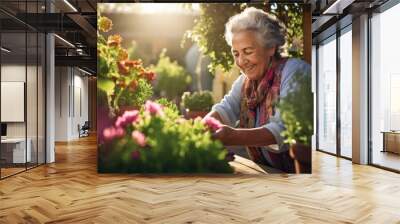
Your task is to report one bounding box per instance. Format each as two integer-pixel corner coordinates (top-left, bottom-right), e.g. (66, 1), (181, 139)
(381, 131), (400, 154)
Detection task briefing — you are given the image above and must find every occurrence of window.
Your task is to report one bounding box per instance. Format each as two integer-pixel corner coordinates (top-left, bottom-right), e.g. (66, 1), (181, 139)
(339, 28), (352, 158)
(371, 3), (400, 171)
(317, 35), (337, 154)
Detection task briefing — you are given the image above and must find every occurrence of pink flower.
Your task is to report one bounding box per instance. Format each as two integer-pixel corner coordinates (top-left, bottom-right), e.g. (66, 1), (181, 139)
(103, 127), (125, 141)
(115, 110), (139, 128)
(123, 110), (140, 123)
(132, 130), (147, 147)
(202, 117), (223, 132)
(115, 116), (127, 129)
(131, 150), (141, 160)
(144, 100), (164, 116)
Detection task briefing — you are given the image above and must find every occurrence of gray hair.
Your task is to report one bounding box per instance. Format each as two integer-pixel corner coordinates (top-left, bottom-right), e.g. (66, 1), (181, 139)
(225, 7), (286, 56)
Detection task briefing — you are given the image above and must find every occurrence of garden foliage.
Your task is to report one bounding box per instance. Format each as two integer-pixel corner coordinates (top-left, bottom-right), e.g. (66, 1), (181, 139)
(183, 3), (303, 73)
(277, 71), (313, 146)
(99, 101), (233, 173)
(152, 49), (192, 101)
(97, 16), (154, 114)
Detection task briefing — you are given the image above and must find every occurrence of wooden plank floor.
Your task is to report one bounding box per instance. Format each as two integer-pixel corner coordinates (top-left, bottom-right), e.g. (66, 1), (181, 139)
(1, 135), (400, 223)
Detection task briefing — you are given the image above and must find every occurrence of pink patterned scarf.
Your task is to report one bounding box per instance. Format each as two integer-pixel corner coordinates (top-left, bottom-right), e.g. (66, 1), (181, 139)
(239, 57), (287, 164)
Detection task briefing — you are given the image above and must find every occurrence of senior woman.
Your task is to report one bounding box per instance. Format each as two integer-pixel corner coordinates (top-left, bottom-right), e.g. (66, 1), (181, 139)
(204, 7), (311, 173)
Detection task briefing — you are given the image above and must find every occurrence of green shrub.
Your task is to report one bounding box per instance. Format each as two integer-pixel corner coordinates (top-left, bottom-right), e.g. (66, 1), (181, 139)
(152, 49), (191, 101)
(181, 91), (214, 112)
(155, 98), (179, 113)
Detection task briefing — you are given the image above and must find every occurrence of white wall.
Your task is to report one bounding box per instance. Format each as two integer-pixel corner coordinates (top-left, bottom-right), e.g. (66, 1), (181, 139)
(1, 64), (45, 164)
(55, 67), (89, 141)
(55, 67), (69, 141)
(1, 65), (26, 140)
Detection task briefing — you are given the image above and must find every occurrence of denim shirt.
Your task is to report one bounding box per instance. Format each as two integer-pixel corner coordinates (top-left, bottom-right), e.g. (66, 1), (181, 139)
(211, 58), (311, 160)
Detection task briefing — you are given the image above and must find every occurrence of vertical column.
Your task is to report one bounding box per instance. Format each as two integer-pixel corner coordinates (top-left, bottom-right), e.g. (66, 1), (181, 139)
(46, 1), (55, 163)
(352, 14), (369, 164)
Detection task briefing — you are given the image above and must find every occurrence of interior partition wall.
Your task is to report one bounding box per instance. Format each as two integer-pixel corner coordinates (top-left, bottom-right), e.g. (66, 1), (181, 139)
(0, 1), (46, 179)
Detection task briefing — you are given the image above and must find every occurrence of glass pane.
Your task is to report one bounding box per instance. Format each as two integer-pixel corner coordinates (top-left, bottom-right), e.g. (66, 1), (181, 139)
(38, 33), (45, 165)
(371, 3), (400, 171)
(27, 31), (38, 169)
(312, 45), (317, 151)
(317, 36), (337, 154)
(1, 30), (27, 177)
(340, 29), (352, 158)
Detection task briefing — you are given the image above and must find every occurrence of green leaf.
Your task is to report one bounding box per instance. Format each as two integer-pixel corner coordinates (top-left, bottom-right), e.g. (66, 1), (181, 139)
(98, 78), (115, 95)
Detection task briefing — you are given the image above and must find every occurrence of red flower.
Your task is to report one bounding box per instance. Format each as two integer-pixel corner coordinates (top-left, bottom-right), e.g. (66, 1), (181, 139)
(125, 60), (142, 69)
(140, 70), (156, 81)
(128, 80), (138, 92)
(116, 80), (127, 88)
(117, 61), (130, 75)
(145, 71), (156, 81)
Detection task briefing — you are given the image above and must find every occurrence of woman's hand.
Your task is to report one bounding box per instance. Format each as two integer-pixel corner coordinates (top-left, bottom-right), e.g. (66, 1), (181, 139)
(212, 126), (277, 147)
(211, 125), (236, 145)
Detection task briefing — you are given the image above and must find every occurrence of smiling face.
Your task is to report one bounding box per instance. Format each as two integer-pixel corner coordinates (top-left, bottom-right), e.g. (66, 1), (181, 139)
(231, 31), (276, 81)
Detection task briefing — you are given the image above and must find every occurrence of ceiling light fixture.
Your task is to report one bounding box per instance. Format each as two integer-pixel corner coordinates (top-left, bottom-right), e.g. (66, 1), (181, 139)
(322, 0), (355, 15)
(63, 0), (78, 12)
(54, 34), (75, 48)
(1, 47), (11, 53)
(78, 67), (93, 76)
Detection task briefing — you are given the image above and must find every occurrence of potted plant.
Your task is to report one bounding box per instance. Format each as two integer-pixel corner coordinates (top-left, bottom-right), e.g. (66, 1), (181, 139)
(277, 71), (313, 174)
(181, 91), (214, 119)
(97, 15), (155, 116)
(98, 100), (233, 173)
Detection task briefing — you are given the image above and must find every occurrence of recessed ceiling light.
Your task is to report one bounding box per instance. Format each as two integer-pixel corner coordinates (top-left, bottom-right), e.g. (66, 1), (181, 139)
(323, 0), (355, 15)
(54, 34), (75, 48)
(1, 47), (11, 53)
(63, 0), (78, 12)
(78, 67), (93, 76)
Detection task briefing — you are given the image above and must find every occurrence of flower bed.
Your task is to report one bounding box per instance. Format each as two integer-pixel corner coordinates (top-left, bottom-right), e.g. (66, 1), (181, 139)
(99, 101), (233, 173)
